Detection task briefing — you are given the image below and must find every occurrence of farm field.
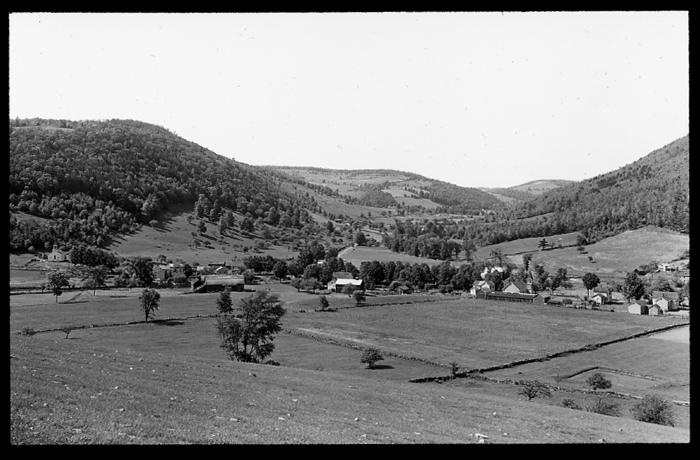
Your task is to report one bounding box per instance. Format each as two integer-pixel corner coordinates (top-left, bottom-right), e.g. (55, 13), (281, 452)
(474, 231), (582, 261)
(9, 268), (50, 287)
(108, 206), (299, 264)
(338, 245), (464, 267)
(281, 299), (688, 369)
(528, 226), (689, 279)
(11, 332), (689, 444)
(486, 325), (689, 402)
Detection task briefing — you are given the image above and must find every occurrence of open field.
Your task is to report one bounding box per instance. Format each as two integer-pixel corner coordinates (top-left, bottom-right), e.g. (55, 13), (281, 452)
(529, 226), (689, 279)
(9, 268), (49, 287)
(486, 325), (689, 403)
(338, 245), (464, 267)
(281, 299), (687, 369)
(108, 206), (298, 264)
(11, 332), (689, 443)
(475, 231), (582, 261)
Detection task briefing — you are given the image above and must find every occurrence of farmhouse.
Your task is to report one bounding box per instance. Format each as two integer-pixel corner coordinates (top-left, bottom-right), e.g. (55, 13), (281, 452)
(657, 263), (672, 272)
(628, 300), (649, 315)
(469, 280), (494, 296)
(502, 279), (531, 294)
(652, 291), (680, 312)
(327, 277), (365, 293)
(191, 274), (245, 293)
(47, 245), (69, 262)
(590, 292), (609, 305)
(482, 291), (548, 305)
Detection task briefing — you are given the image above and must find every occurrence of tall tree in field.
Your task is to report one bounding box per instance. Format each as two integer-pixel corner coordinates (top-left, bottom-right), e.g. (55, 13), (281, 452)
(623, 271), (647, 301)
(47, 271), (70, 303)
(216, 291), (285, 363)
(85, 265), (108, 296)
(538, 238), (549, 251)
(127, 257), (154, 287)
(582, 272), (601, 300)
(272, 260), (288, 280)
(139, 288), (160, 321)
(216, 288), (233, 313)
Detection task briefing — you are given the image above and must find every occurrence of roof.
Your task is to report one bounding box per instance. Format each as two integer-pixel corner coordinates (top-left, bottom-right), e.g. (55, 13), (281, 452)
(630, 299), (649, 306)
(506, 279), (529, 292)
(334, 278), (364, 286)
(652, 291), (679, 301)
(591, 292), (608, 298)
(203, 275), (244, 286)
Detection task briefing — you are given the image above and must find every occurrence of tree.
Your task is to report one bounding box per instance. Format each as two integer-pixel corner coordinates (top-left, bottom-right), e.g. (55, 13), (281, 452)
(215, 291), (285, 363)
(216, 288), (233, 314)
(586, 372), (612, 390)
(360, 348), (383, 369)
(450, 362), (460, 379)
(290, 277), (302, 292)
(582, 272), (600, 299)
(623, 271), (647, 301)
(586, 398), (620, 417)
(198, 220), (207, 234)
(127, 257), (154, 287)
(354, 231), (367, 246)
(538, 238), (549, 251)
(522, 253), (533, 273)
(353, 290), (366, 305)
(326, 221), (335, 235)
(518, 380), (552, 401)
(273, 260), (288, 280)
(631, 395), (675, 426)
(319, 295), (329, 311)
(139, 288), (160, 322)
(85, 265), (108, 296)
(47, 271), (69, 303)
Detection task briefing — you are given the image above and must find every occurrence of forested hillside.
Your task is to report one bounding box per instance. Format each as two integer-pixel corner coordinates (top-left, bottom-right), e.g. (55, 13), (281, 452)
(9, 118), (317, 252)
(474, 136), (689, 245)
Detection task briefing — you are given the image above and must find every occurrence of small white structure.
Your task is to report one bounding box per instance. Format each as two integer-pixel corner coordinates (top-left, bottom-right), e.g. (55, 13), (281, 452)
(590, 292), (608, 305)
(469, 280), (494, 296)
(628, 301), (649, 315)
(652, 291), (680, 312)
(502, 279), (530, 294)
(328, 278), (364, 293)
(47, 245), (69, 262)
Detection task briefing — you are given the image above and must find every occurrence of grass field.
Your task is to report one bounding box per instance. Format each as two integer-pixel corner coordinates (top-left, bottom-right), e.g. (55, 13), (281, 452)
(11, 331), (689, 443)
(529, 226), (689, 279)
(338, 245), (464, 267)
(475, 231), (582, 261)
(281, 299), (687, 369)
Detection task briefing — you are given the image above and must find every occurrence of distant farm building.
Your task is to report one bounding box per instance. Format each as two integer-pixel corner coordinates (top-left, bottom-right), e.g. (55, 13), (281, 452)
(648, 305), (663, 316)
(678, 270), (690, 284)
(192, 275), (244, 293)
(469, 280), (494, 296)
(502, 279), (531, 294)
(481, 291), (548, 305)
(327, 277), (365, 293)
(47, 245), (69, 262)
(628, 300), (649, 315)
(652, 291), (680, 313)
(590, 292), (609, 305)
(657, 263), (672, 272)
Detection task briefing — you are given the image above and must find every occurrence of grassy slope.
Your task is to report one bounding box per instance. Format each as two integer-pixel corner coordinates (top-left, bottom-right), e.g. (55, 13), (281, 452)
(10, 334), (689, 444)
(529, 226), (689, 279)
(338, 245), (465, 267)
(474, 231), (582, 260)
(508, 179), (575, 195)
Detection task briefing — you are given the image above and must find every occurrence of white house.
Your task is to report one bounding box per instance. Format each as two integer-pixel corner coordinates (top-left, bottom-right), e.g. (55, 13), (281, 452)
(502, 279), (530, 294)
(328, 278), (364, 293)
(590, 292), (608, 305)
(47, 245), (69, 262)
(469, 280), (494, 296)
(652, 291), (680, 313)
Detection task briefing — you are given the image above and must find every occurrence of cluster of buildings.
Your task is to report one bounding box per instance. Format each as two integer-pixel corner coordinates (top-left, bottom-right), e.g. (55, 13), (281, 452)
(470, 274), (549, 305)
(326, 272), (365, 293)
(628, 291), (688, 316)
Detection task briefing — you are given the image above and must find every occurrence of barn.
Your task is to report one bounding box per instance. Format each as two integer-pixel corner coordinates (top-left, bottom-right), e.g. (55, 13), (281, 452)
(503, 279), (531, 294)
(192, 275), (245, 293)
(483, 291), (548, 305)
(628, 300), (649, 315)
(328, 278), (364, 293)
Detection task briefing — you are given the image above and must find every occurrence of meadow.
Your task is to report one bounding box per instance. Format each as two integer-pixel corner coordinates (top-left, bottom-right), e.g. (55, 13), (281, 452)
(474, 231), (582, 261)
(337, 245), (463, 267)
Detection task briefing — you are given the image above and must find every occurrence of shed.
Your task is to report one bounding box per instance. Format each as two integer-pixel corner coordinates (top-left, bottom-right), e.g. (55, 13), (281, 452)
(648, 305), (663, 316)
(328, 278), (365, 293)
(47, 245), (69, 262)
(628, 301), (649, 315)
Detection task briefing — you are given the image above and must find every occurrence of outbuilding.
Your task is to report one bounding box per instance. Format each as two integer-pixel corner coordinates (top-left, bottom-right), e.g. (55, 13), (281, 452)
(648, 305), (663, 316)
(192, 275), (245, 293)
(628, 301), (649, 315)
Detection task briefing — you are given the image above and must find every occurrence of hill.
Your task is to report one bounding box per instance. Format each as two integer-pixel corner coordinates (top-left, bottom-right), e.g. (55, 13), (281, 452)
(268, 166), (504, 213)
(480, 180), (574, 204)
(9, 119), (321, 253)
(462, 136), (689, 246)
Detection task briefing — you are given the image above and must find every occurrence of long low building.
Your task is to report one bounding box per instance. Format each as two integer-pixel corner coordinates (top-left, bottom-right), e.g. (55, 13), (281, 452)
(478, 290), (549, 305)
(192, 275), (245, 293)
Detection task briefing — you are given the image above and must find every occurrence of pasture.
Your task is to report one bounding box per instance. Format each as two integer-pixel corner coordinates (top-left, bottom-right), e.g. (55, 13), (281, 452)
(337, 245), (462, 267)
(474, 231), (582, 261)
(529, 226), (689, 279)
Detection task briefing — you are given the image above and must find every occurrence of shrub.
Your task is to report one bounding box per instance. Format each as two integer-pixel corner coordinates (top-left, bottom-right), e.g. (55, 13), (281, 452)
(353, 291), (366, 305)
(631, 395), (675, 426)
(139, 288), (160, 322)
(586, 398), (620, 416)
(20, 327), (37, 336)
(319, 295), (329, 310)
(216, 288), (233, 314)
(562, 298), (573, 305)
(450, 362), (460, 378)
(360, 348), (383, 369)
(518, 380), (552, 400)
(586, 372), (612, 390)
(561, 399), (582, 410)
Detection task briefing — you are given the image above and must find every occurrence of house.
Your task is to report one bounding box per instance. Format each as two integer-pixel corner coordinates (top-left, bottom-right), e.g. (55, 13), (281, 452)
(652, 291), (680, 312)
(192, 275), (245, 293)
(628, 300), (649, 315)
(503, 279), (530, 294)
(153, 264), (172, 282)
(47, 245), (69, 262)
(469, 280), (494, 296)
(327, 277), (364, 293)
(657, 263), (672, 272)
(590, 292), (609, 305)
(648, 305), (663, 316)
(483, 291), (549, 305)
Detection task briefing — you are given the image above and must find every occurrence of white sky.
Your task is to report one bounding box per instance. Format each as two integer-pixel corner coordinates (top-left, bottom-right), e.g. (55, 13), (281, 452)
(9, 12), (688, 188)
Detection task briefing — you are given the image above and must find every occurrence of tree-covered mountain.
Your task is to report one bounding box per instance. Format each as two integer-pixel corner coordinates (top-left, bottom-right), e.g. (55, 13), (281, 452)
(9, 118), (317, 252)
(469, 135), (689, 245)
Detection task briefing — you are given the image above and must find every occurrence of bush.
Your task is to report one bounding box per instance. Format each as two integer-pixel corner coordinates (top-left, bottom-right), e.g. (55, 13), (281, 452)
(360, 348), (383, 369)
(586, 372), (612, 390)
(353, 291), (366, 305)
(518, 380), (552, 400)
(20, 327), (36, 336)
(586, 398), (620, 416)
(631, 395), (675, 426)
(562, 298), (573, 305)
(319, 295), (329, 310)
(216, 288), (233, 314)
(561, 399), (582, 410)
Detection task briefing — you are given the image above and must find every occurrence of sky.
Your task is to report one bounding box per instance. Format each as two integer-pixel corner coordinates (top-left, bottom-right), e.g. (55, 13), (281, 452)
(9, 12), (688, 188)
